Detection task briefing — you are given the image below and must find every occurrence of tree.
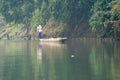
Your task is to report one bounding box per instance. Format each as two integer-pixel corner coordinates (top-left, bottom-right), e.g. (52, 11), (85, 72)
(89, 0), (113, 37)
(0, 0), (35, 25)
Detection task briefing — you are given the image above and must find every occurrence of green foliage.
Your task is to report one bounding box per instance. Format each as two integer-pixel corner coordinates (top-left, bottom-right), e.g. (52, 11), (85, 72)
(0, 0), (120, 38)
(0, 0), (93, 27)
(89, 0), (120, 38)
(89, 0), (111, 30)
(110, 0), (120, 20)
(0, 0), (34, 25)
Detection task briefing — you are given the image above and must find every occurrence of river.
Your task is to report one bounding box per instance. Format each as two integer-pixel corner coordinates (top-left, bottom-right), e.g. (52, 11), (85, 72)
(0, 39), (120, 80)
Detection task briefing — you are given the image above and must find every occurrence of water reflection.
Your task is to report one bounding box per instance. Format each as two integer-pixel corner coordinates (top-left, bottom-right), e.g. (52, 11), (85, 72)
(0, 41), (36, 80)
(37, 43), (42, 60)
(66, 39), (120, 80)
(0, 40), (120, 80)
(36, 42), (68, 80)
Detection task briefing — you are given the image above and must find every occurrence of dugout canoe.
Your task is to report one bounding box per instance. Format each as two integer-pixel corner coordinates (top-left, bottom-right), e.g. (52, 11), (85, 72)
(40, 37), (67, 42)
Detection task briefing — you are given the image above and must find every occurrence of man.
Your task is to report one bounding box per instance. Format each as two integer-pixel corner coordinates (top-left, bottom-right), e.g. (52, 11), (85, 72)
(37, 24), (42, 39)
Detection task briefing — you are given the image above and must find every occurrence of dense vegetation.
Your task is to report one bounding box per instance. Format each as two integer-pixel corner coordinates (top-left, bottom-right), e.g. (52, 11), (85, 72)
(0, 0), (120, 39)
(89, 0), (120, 39)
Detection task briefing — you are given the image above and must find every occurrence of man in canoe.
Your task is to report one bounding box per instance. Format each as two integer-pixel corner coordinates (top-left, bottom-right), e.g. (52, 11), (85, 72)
(37, 24), (42, 39)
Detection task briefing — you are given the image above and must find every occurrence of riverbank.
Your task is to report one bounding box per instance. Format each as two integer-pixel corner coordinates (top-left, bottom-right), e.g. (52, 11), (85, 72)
(0, 26), (119, 41)
(0, 20), (119, 41)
